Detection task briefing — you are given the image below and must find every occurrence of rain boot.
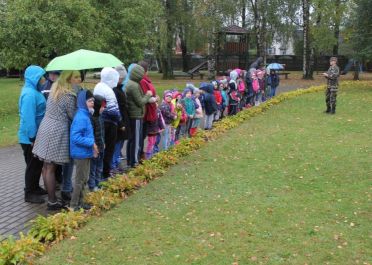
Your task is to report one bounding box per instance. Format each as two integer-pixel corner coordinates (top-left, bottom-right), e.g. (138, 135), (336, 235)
(331, 106), (336, 114)
(324, 105), (331, 113)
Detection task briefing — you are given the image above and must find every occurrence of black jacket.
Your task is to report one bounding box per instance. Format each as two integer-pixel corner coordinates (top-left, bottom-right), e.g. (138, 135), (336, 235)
(113, 84), (131, 140)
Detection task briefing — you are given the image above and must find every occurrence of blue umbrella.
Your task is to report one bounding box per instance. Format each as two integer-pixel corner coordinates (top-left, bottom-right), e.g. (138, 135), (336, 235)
(266, 63), (284, 71)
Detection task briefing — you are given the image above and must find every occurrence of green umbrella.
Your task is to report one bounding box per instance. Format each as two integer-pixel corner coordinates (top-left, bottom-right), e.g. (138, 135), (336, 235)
(45, 49), (123, 71)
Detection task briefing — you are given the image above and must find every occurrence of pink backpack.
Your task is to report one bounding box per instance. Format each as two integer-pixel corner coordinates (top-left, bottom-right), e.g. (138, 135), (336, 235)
(238, 79), (246, 93)
(252, 79), (259, 92)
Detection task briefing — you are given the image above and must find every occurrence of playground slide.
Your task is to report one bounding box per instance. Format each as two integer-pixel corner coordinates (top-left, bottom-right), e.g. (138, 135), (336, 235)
(187, 60), (208, 75)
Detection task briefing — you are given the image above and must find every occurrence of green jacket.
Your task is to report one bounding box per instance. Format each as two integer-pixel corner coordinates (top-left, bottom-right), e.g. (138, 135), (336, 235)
(125, 64), (151, 119)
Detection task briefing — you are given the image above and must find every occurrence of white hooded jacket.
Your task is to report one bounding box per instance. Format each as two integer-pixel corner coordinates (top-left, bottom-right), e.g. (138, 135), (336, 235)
(93, 67), (121, 124)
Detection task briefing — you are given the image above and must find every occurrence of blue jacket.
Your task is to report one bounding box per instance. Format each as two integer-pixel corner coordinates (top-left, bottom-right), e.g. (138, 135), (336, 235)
(200, 84), (218, 115)
(18, 65), (46, 144)
(70, 90), (95, 159)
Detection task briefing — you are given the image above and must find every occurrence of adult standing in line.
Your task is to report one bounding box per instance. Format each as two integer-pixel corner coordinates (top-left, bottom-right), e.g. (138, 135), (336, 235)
(32, 70), (80, 210)
(93, 67), (122, 179)
(18, 65), (48, 203)
(112, 65), (130, 172)
(125, 64), (155, 168)
(138, 60), (158, 161)
(40, 71), (60, 99)
(323, 57), (340, 114)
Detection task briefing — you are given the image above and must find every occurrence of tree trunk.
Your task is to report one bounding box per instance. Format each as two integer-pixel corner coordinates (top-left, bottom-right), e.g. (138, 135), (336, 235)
(333, 0), (341, 55)
(162, 0), (174, 79)
(302, 0), (313, 79)
(242, 5), (246, 28)
(180, 30), (189, 72)
(353, 61), (360, 80)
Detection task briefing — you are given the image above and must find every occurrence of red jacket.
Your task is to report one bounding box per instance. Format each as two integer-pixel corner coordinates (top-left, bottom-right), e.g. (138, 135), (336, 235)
(214, 90), (222, 105)
(140, 74), (157, 122)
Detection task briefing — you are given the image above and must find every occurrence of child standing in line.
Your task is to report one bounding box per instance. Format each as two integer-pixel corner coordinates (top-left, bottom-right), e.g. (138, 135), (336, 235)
(200, 83), (218, 130)
(145, 103), (165, 159)
(172, 91), (187, 143)
(228, 70), (241, 115)
(181, 88), (196, 137)
(88, 95), (106, 191)
(220, 80), (228, 118)
(70, 90), (98, 211)
(190, 88), (203, 137)
(212, 81), (223, 121)
(160, 91), (177, 150)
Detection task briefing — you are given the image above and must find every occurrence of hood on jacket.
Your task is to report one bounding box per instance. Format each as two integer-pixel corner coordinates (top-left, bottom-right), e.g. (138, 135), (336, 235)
(200, 83), (214, 94)
(128, 64), (145, 83)
(77, 89), (93, 110)
(122, 64), (135, 91)
(100, 67), (119, 89)
(250, 57), (263, 69)
(182, 88), (192, 98)
(230, 70), (238, 81)
(24, 65), (46, 89)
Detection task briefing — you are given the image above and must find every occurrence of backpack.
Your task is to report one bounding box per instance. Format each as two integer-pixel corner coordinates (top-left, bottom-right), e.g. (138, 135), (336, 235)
(252, 79), (260, 92)
(238, 79), (246, 93)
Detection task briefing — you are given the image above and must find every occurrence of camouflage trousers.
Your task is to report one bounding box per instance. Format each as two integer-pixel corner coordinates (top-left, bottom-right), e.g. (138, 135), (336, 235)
(325, 86), (338, 108)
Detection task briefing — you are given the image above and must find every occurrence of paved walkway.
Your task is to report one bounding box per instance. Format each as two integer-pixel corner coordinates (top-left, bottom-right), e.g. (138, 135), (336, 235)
(0, 145), (47, 238)
(0, 85), (303, 239)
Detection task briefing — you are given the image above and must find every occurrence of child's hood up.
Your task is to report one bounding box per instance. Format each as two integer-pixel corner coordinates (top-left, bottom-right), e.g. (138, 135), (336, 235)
(77, 89), (93, 110)
(100, 67), (119, 89)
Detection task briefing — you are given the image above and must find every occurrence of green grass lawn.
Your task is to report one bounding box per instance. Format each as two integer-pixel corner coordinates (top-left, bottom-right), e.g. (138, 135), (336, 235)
(0, 78), (22, 147)
(37, 84), (372, 264)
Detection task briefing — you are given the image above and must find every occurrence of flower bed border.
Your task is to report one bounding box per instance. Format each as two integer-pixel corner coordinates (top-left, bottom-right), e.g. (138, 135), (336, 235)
(0, 82), (366, 264)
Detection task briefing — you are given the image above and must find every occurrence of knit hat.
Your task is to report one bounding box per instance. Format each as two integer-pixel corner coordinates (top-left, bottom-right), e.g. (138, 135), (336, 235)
(182, 88), (192, 98)
(172, 91), (182, 99)
(86, 90), (94, 101)
(163, 90), (173, 99)
(193, 88), (200, 94)
(330, 57), (338, 62)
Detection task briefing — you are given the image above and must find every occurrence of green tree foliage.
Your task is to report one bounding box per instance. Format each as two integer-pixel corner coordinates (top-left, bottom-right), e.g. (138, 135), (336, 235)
(0, 0), (160, 69)
(90, 0), (161, 65)
(351, 0), (372, 60)
(0, 0), (102, 69)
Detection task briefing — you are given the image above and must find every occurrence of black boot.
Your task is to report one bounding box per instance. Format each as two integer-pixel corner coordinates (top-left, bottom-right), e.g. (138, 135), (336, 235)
(324, 105), (331, 113)
(25, 193), (45, 204)
(331, 106), (336, 114)
(61, 191), (71, 202)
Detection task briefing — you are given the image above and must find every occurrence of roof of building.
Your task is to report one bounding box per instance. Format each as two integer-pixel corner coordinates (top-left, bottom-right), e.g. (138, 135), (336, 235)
(220, 25), (249, 34)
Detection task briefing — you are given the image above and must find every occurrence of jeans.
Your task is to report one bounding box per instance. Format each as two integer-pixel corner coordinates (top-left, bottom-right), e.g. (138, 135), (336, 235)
(70, 159), (90, 208)
(20, 144), (43, 194)
(162, 125), (171, 150)
(204, 114), (214, 129)
(111, 140), (124, 169)
(271, 86), (277, 97)
(88, 152), (104, 189)
(61, 160), (74, 193)
(153, 133), (161, 154)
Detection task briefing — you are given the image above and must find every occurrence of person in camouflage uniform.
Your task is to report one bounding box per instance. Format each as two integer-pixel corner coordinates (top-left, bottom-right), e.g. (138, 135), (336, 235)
(322, 57), (340, 114)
